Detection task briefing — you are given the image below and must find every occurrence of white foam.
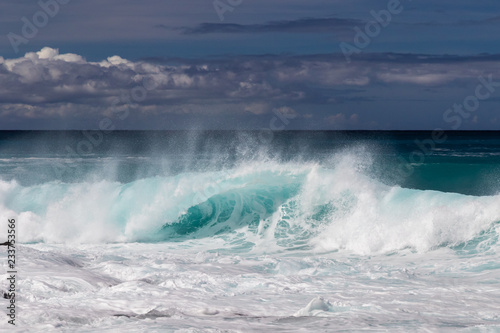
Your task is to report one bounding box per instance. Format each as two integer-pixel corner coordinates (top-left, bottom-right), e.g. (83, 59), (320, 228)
(0, 154), (499, 256)
(2, 243), (499, 331)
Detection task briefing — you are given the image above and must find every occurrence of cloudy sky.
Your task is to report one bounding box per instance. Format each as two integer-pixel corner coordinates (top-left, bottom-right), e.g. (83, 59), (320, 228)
(0, 0), (499, 130)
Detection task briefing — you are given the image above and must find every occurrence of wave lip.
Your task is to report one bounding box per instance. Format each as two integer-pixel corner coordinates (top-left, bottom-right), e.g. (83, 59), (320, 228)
(0, 154), (499, 255)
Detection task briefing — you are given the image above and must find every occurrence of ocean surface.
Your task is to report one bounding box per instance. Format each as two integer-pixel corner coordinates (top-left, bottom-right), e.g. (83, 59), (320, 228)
(1, 130), (500, 332)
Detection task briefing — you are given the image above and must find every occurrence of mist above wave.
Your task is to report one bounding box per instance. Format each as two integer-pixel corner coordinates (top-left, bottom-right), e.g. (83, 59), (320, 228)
(0, 149), (499, 255)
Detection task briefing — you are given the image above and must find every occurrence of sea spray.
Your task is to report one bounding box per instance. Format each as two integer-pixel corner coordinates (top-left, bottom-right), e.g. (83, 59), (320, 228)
(1, 154), (499, 255)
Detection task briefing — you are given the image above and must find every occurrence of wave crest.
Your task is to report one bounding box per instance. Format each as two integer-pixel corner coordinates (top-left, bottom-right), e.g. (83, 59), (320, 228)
(1, 153), (499, 255)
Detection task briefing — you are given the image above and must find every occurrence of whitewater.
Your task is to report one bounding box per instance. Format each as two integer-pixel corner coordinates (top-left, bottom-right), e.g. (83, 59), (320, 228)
(0, 131), (499, 332)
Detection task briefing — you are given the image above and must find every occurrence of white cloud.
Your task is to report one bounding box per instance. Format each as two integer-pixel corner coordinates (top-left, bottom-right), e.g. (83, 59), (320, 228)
(1, 47), (499, 126)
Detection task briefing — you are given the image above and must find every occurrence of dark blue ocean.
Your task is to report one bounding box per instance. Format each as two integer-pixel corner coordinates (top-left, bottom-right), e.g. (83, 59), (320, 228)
(1, 131), (499, 331)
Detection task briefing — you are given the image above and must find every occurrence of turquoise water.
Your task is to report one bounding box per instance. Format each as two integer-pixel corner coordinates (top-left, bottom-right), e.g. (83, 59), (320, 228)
(1, 130), (500, 247)
(0, 131), (500, 331)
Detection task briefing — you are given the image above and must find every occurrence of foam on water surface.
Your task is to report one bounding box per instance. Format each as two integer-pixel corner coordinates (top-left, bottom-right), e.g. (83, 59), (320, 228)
(2, 242), (500, 332)
(1, 132), (500, 331)
(0, 154), (499, 256)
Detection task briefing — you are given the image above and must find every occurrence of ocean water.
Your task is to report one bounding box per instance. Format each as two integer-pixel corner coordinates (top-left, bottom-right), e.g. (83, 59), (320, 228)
(0, 130), (500, 332)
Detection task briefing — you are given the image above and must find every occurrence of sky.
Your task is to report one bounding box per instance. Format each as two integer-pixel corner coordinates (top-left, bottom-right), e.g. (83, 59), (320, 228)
(0, 0), (500, 130)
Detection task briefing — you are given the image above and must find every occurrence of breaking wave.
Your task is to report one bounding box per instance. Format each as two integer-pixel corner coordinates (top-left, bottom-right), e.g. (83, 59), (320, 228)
(1, 152), (500, 255)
